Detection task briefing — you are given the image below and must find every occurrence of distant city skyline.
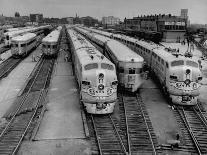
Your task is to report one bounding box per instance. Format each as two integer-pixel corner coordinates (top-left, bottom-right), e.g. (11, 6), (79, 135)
(0, 0), (207, 24)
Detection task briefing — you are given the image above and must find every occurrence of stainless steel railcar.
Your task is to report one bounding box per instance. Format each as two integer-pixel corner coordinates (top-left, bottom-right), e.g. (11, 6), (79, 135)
(86, 27), (203, 105)
(41, 26), (62, 57)
(11, 33), (38, 57)
(67, 28), (118, 114)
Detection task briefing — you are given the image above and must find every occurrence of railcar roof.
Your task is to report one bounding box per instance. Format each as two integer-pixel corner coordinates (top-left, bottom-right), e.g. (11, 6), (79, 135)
(77, 27), (144, 63)
(68, 29), (113, 66)
(107, 39), (144, 62)
(89, 28), (199, 64)
(11, 33), (36, 42)
(42, 30), (61, 43)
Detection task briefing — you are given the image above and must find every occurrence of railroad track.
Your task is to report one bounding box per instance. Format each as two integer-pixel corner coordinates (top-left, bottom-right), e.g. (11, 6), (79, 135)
(0, 56), (55, 155)
(0, 57), (21, 79)
(174, 105), (207, 154)
(91, 114), (127, 155)
(0, 46), (10, 54)
(118, 93), (158, 155)
(86, 92), (159, 155)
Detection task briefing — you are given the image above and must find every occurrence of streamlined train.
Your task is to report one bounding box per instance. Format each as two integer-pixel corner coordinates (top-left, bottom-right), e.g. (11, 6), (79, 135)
(75, 27), (144, 92)
(11, 33), (38, 57)
(41, 26), (62, 57)
(86, 27), (203, 105)
(67, 28), (118, 114)
(4, 25), (51, 47)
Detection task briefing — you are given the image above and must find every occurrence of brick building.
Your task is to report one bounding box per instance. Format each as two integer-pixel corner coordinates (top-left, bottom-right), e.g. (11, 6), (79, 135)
(124, 13), (187, 42)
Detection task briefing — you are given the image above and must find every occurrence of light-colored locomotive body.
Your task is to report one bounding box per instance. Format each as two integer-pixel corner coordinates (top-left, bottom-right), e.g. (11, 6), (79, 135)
(76, 27), (144, 92)
(68, 29), (118, 114)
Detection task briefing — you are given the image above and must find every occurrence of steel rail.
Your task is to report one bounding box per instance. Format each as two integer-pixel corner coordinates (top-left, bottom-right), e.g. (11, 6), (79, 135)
(194, 105), (207, 128)
(122, 96), (132, 155)
(90, 115), (103, 155)
(0, 58), (45, 139)
(177, 107), (202, 155)
(109, 115), (128, 155)
(91, 114), (128, 155)
(136, 94), (157, 155)
(12, 59), (53, 155)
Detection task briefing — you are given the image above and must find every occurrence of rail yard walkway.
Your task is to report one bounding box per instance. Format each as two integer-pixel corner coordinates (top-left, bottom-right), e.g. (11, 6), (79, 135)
(0, 48), (41, 119)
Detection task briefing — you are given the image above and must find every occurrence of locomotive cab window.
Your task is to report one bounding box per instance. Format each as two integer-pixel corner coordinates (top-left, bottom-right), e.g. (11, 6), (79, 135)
(186, 60), (198, 68)
(129, 68), (136, 74)
(84, 63), (98, 70)
(171, 60), (184, 67)
(101, 63), (114, 70)
(52, 45), (57, 49)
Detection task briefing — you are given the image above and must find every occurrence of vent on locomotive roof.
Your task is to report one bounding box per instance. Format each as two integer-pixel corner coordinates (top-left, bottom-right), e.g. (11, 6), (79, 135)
(90, 55), (94, 60)
(101, 55), (104, 60)
(87, 48), (96, 54)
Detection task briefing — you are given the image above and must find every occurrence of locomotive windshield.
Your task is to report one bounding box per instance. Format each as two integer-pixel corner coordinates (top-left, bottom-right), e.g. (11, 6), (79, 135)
(171, 60), (184, 67)
(84, 63), (98, 70)
(186, 60), (198, 68)
(101, 63), (114, 70)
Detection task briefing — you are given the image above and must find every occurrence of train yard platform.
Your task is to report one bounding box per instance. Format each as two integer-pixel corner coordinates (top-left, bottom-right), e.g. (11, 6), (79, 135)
(18, 50), (90, 155)
(0, 48), (41, 119)
(35, 50), (85, 140)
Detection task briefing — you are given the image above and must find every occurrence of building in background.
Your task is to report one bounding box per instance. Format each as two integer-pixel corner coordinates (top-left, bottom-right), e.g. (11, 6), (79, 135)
(30, 14), (43, 23)
(102, 16), (120, 27)
(124, 13), (187, 42)
(81, 16), (99, 27)
(67, 17), (74, 25)
(180, 9), (189, 26)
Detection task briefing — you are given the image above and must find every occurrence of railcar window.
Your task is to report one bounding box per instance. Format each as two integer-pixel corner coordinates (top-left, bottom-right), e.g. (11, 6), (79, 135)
(52, 45), (57, 49)
(129, 68), (136, 74)
(6, 35), (9, 40)
(101, 63), (114, 70)
(171, 60), (184, 66)
(161, 59), (164, 65)
(21, 44), (26, 47)
(136, 68), (142, 73)
(158, 57), (160, 62)
(118, 67), (124, 73)
(84, 63), (98, 70)
(186, 60), (198, 68)
(154, 54), (157, 58)
(42, 44), (46, 48)
(166, 62), (169, 68)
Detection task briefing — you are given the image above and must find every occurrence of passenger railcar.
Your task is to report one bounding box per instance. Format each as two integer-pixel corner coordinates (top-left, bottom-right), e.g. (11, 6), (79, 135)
(4, 25), (51, 47)
(41, 26), (62, 57)
(11, 33), (37, 57)
(86, 27), (203, 105)
(67, 29), (118, 114)
(76, 27), (144, 92)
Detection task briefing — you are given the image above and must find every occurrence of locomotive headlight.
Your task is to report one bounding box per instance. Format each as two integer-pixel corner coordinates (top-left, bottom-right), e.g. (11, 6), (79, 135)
(99, 73), (104, 79)
(98, 84), (104, 90)
(184, 79), (191, 85)
(186, 69), (191, 74)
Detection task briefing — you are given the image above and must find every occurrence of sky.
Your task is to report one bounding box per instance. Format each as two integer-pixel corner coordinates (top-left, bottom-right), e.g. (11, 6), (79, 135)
(0, 0), (207, 24)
